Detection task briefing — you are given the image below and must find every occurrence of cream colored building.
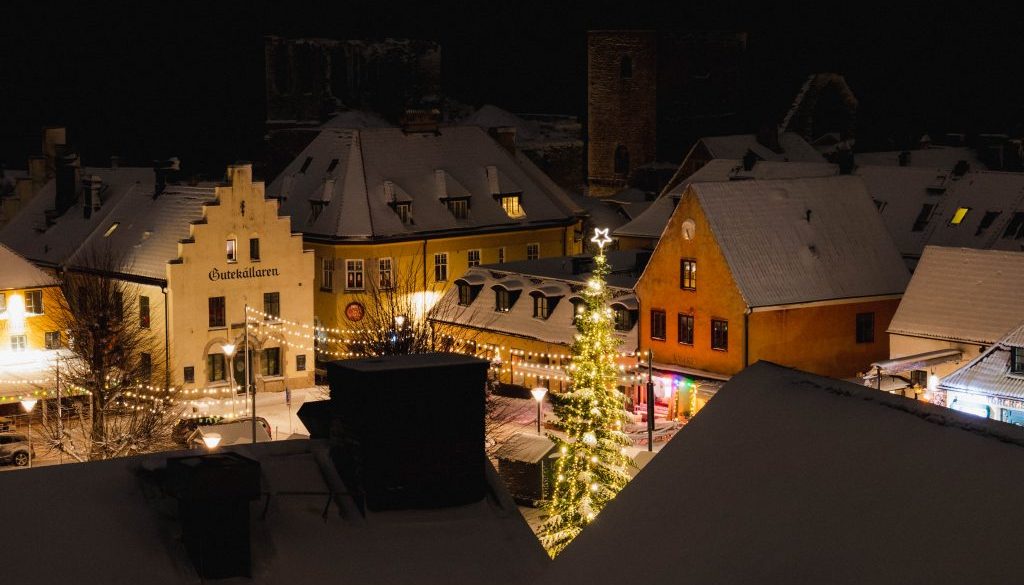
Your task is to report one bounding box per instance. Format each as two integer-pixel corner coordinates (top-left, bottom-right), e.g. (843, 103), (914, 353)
(0, 162), (314, 396)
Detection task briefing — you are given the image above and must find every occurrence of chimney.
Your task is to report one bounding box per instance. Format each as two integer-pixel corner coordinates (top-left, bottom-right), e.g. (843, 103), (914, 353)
(400, 108), (441, 134)
(42, 126), (67, 179)
(898, 151), (911, 167)
(54, 148), (80, 216)
(488, 126), (517, 154)
(742, 149), (758, 171)
(756, 125), (783, 154)
(153, 157), (181, 198)
(167, 452), (261, 580)
(82, 175), (103, 219)
(327, 354), (489, 512)
(837, 148), (855, 175)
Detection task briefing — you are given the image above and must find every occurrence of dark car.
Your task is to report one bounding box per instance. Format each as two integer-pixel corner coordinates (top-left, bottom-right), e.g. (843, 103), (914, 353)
(0, 433), (35, 466)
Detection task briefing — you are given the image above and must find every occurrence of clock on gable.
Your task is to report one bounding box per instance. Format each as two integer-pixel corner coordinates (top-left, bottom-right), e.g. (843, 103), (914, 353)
(681, 219), (696, 241)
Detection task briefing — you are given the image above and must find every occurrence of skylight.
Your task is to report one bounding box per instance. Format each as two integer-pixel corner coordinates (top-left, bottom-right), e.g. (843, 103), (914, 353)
(103, 223), (120, 237)
(949, 207), (970, 225)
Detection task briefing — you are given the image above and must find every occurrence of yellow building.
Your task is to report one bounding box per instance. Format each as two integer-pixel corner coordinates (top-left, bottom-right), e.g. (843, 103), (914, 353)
(269, 122), (584, 338)
(0, 163), (314, 400)
(0, 244), (62, 398)
(636, 177), (909, 383)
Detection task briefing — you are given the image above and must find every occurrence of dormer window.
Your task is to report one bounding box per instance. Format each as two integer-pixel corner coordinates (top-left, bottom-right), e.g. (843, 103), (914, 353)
(446, 198), (470, 219)
(533, 296), (551, 319)
(455, 275), (485, 306)
(500, 194), (525, 218)
(395, 202), (412, 224)
(1012, 347), (1024, 375)
(299, 156), (313, 173)
(458, 284), (474, 306)
(496, 288), (513, 312)
(614, 307), (635, 331)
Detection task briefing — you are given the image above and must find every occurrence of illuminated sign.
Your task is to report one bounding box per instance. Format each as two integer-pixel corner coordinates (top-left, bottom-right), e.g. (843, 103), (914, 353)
(208, 267), (280, 281)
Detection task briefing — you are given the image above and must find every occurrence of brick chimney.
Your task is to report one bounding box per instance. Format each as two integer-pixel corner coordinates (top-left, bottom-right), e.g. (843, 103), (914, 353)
(82, 175), (103, 219)
(488, 126), (517, 154)
(54, 148), (80, 216)
(153, 157), (181, 198)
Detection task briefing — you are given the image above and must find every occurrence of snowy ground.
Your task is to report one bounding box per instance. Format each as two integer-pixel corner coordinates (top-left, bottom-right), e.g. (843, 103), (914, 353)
(186, 386), (324, 439)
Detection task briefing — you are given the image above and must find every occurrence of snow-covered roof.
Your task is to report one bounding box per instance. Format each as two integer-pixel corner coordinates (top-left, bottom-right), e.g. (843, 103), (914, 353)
(699, 132), (824, 163)
(683, 177), (909, 307)
(0, 439), (548, 585)
(940, 321), (1024, 400)
(540, 361), (1024, 585)
(493, 432), (555, 463)
(856, 146), (982, 169)
(432, 251), (646, 348)
(270, 126), (582, 242)
(319, 109), (393, 129)
(0, 243), (57, 290)
(888, 246), (1024, 345)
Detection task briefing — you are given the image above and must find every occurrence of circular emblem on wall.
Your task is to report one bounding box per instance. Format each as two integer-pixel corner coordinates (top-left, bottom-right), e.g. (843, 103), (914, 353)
(681, 219), (696, 241)
(345, 302), (365, 322)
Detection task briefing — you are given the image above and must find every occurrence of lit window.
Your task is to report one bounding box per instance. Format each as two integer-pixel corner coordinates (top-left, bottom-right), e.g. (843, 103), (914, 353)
(346, 260), (364, 290)
(711, 319), (728, 351)
(501, 195), (525, 218)
(103, 222), (119, 237)
(10, 335), (26, 352)
(25, 290), (42, 314)
(226, 239), (237, 262)
(468, 249), (481, 267)
(378, 257), (393, 289)
(527, 243), (539, 260)
(650, 310), (666, 340)
(949, 207), (970, 225)
(264, 292), (280, 320)
(434, 253), (448, 282)
(680, 259), (697, 290)
(321, 258), (334, 291)
(496, 289), (512, 312)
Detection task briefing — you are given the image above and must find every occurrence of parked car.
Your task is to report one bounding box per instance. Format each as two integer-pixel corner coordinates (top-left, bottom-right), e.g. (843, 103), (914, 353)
(172, 416), (224, 445)
(187, 417), (273, 448)
(0, 417), (13, 432)
(0, 433), (34, 467)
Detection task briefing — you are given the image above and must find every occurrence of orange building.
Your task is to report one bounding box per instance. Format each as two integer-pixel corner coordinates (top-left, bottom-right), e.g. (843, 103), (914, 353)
(635, 176), (910, 389)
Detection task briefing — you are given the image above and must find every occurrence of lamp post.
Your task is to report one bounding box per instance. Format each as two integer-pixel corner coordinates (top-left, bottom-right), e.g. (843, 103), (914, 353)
(20, 398), (37, 468)
(530, 387), (548, 434)
(222, 343), (237, 417)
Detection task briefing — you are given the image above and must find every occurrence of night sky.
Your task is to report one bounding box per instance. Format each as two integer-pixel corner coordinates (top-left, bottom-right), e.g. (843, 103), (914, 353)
(2, 1), (1020, 176)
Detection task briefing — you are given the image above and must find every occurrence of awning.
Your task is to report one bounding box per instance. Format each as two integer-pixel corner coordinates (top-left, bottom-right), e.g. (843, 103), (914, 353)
(650, 361), (731, 382)
(870, 349), (963, 374)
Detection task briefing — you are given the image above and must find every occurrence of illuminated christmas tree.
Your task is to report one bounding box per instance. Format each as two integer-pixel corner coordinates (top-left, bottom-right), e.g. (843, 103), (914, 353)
(539, 228), (634, 557)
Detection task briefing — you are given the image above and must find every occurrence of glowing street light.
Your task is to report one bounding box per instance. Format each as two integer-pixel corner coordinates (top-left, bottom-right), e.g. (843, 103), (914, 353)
(202, 432), (222, 450)
(20, 398), (37, 468)
(222, 343), (237, 416)
(531, 387), (548, 434)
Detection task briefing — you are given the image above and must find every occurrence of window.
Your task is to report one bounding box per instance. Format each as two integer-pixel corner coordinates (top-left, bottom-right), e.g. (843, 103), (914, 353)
(10, 335), (26, 351)
(299, 156), (313, 173)
(207, 354), (226, 382)
(395, 202), (412, 224)
(614, 145), (630, 176)
(678, 314), (694, 345)
(468, 249), (481, 267)
(680, 259), (697, 290)
(495, 288), (512, 312)
(183, 366), (195, 384)
(498, 247), (506, 264)
(321, 258), (334, 291)
(533, 296), (552, 319)
(1012, 347), (1024, 374)
(614, 307), (634, 331)
(434, 253), (448, 282)
(226, 238), (237, 262)
(620, 54), (633, 79)
(911, 204), (935, 232)
(261, 347), (281, 377)
(326, 158), (340, 173)
(296, 354), (307, 371)
(650, 310), (666, 341)
(378, 257), (393, 289)
(139, 353), (152, 380)
(45, 331), (61, 350)
(208, 296), (226, 328)
(1003, 212), (1024, 239)
(264, 292), (281, 320)
(711, 319), (728, 351)
(0, 292), (5, 312)
(25, 290), (42, 314)
(571, 299), (586, 324)
(949, 207), (970, 225)
(458, 284), (474, 306)
(346, 259), (364, 290)
(527, 243), (540, 261)
(501, 195), (525, 218)
(447, 199), (469, 219)
(910, 369), (927, 387)
(856, 312), (875, 343)
(139, 296), (150, 329)
(249, 238), (261, 261)
(975, 211), (1001, 236)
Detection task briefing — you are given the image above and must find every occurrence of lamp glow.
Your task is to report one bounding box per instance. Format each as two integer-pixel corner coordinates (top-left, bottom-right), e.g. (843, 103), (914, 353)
(7, 293), (26, 335)
(222, 343), (236, 357)
(531, 387), (548, 403)
(394, 315), (406, 328)
(202, 432), (222, 449)
(20, 398), (37, 413)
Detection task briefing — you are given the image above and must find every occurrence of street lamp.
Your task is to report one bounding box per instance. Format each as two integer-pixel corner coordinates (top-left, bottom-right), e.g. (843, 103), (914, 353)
(222, 343), (237, 416)
(20, 398), (37, 468)
(530, 387), (548, 434)
(201, 432), (222, 450)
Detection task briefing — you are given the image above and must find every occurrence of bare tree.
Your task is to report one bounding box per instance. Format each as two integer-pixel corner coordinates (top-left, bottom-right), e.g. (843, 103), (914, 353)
(41, 249), (179, 461)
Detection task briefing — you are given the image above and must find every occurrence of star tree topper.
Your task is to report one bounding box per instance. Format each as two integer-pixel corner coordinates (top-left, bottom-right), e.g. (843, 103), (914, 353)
(591, 227), (612, 251)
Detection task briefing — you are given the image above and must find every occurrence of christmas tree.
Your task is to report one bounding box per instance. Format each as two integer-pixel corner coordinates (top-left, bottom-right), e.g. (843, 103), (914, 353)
(539, 228), (634, 557)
